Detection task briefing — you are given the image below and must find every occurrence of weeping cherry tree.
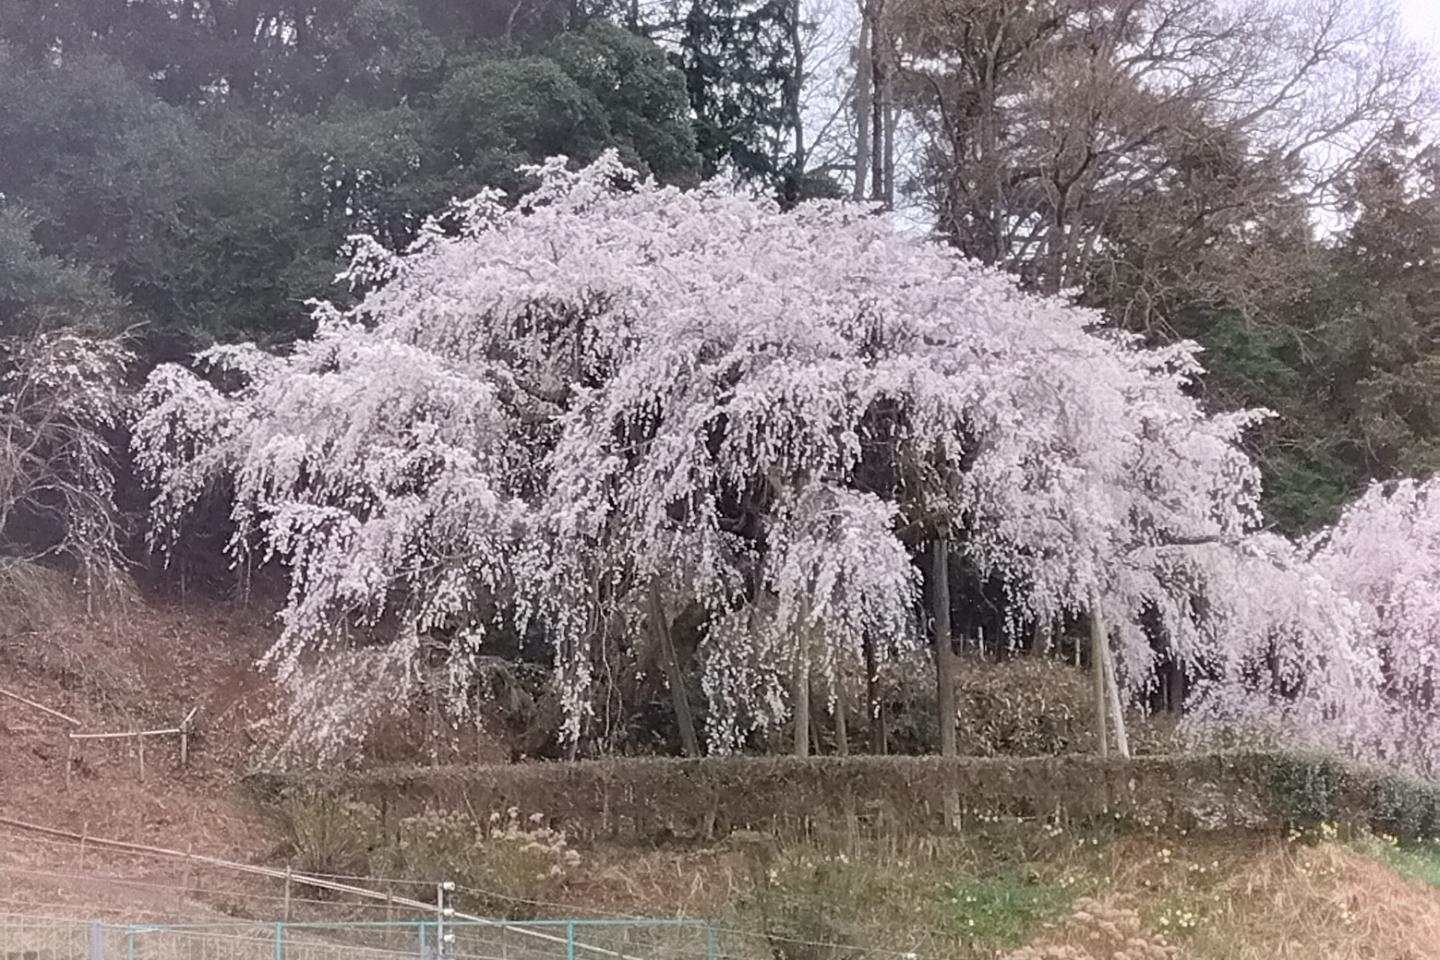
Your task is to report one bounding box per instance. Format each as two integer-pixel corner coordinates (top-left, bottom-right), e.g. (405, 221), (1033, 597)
(135, 152), (1285, 760)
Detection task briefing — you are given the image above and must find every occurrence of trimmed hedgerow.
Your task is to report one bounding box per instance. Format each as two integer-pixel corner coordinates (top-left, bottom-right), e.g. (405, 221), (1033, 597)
(251, 751), (1440, 845)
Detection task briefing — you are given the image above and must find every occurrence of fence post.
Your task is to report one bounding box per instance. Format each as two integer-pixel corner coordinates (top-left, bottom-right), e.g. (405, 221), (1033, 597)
(180, 844), (193, 910)
(274, 922), (283, 960)
(436, 883), (445, 960)
(566, 921), (575, 960)
(419, 921), (428, 960)
(89, 919), (104, 960)
(706, 922), (717, 960)
(125, 925), (134, 960)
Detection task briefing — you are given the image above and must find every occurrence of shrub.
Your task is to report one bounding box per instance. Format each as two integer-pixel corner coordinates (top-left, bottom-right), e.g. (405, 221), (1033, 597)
(952, 658), (1177, 758)
(1267, 752), (1347, 827)
(374, 807), (581, 918)
(954, 659), (1096, 757)
(280, 789), (380, 877)
(1268, 752), (1440, 842)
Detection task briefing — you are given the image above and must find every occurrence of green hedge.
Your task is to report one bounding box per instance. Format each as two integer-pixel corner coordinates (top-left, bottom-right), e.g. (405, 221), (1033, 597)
(249, 751), (1440, 844)
(1266, 752), (1440, 840)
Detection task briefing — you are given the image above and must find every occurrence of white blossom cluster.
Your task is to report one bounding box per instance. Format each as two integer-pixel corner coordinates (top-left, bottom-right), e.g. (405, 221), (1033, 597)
(1303, 480), (1440, 772)
(128, 152), (1436, 767)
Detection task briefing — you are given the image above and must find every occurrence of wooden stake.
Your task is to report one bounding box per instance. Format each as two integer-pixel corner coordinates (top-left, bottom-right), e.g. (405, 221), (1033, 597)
(180, 706), (197, 768)
(284, 864), (293, 921)
(1090, 601), (1109, 758)
(137, 730), (145, 781)
(1101, 632), (1131, 758)
(180, 843), (193, 909)
(0, 686), (81, 726)
(65, 737), (74, 790)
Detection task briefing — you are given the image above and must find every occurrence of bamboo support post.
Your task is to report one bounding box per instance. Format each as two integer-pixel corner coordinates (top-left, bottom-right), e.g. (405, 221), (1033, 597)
(69, 728), (182, 740)
(179, 706), (197, 767)
(180, 843), (193, 909)
(0, 686), (81, 726)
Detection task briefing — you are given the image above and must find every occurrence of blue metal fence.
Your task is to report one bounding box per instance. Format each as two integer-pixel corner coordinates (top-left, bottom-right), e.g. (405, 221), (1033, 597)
(2, 916), (725, 960)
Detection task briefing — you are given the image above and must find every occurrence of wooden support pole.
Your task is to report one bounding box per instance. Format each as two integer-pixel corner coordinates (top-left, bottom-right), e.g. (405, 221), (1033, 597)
(792, 646), (810, 758)
(1090, 602), (1109, 759)
(69, 728), (183, 740)
(180, 706), (197, 768)
(1101, 632), (1131, 758)
(0, 686), (81, 726)
(180, 843), (193, 909)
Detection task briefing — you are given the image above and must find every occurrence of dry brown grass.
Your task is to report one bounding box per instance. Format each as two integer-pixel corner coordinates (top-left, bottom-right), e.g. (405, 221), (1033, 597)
(1002, 898), (1180, 960)
(554, 830), (1440, 960)
(1185, 841), (1440, 960)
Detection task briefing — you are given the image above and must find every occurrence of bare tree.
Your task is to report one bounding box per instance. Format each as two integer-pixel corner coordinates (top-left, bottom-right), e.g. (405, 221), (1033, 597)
(888, 0), (1435, 310)
(0, 332), (129, 601)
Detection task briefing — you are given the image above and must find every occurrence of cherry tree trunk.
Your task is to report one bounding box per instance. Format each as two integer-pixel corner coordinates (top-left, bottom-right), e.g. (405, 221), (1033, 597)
(793, 649), (811, 757)
(649, 580), (700, 757)
(862, 628), (887, 753)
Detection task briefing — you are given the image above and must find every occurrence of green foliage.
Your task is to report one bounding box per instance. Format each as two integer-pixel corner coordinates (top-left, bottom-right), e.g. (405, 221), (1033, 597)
(1371, 773), (1440, 841)
(737, 836), (1075, 960)
(433, 57), (611, 186)
(937, 871), (1072, 945)
(1267, 753), (1349, 828)
(547, 23), (701, 186)
(673, 0), (797, 185)
(1374, 840), (1440, 887)
(0, 208), (126, 336)
(1144, 131), (1440, 533)
(0, 11), (703, 355)
(1267, 752), (1440, 844)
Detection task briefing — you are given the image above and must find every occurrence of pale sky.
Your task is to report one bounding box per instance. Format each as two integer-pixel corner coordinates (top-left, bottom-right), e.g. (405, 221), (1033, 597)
(1403, 0), (1439, 47)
